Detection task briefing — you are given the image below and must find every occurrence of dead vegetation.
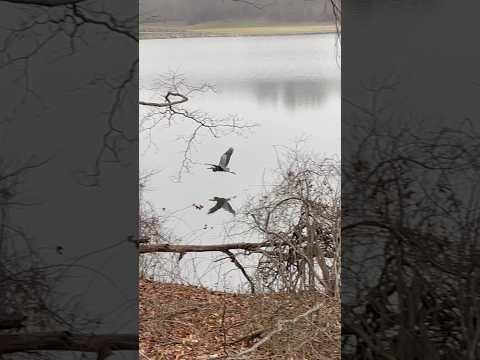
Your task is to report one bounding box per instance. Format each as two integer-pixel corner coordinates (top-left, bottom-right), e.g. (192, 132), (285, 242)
(139, 279), (340, 360)
(139, 147), (341, 359)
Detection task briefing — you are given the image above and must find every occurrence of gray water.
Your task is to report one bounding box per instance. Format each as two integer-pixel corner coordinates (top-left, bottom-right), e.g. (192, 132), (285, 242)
(139, 34), (341, 291)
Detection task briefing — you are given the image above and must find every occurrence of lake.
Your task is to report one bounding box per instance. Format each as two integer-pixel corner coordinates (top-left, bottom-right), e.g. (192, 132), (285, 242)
(139, 34), (341, 291)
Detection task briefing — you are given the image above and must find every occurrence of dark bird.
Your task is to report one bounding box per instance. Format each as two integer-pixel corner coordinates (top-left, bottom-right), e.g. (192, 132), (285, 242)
(192, 203), (204, 210)
(206, 147), (236, 174)
(56, 246), (64, 255)
(207, 197), (236, 215)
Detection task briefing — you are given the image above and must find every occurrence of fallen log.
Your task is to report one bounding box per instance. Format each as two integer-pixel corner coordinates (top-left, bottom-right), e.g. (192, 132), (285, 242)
(139, 241), (272, 254)
(0, 332), (137, 355)
(0, 315), (27, 330)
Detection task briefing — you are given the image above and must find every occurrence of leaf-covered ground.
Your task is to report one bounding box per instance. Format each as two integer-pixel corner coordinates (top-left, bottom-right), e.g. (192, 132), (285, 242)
(139, 279), (340, 360)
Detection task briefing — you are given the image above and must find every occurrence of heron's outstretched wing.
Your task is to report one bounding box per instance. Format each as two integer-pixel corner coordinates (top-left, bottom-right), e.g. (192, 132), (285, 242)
(208, 200), (223, 214)
(222, 201), (236, 215)
(219, 147), (234, 168)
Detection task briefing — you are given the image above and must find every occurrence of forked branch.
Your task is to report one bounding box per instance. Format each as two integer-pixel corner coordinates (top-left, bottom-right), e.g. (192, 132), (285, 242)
(139, 92), (188, 108)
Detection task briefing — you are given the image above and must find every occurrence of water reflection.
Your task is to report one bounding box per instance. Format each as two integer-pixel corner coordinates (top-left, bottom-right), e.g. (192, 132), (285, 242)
(141, 34), (340, 113)
(219, 78), (338, 111)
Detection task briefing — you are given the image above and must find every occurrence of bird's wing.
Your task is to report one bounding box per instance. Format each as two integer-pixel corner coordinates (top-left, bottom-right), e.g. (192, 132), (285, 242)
(208, 201), (223, 214)
(219, 147), (234, 168)
(222, 201), (236, 215)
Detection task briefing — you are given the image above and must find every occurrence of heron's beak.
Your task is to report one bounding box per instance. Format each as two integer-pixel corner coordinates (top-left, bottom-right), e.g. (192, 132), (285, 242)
(208, 198), (215, 201)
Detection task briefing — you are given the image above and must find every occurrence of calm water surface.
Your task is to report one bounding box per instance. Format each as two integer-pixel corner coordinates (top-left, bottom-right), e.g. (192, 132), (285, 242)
(140, 34), (340, 290)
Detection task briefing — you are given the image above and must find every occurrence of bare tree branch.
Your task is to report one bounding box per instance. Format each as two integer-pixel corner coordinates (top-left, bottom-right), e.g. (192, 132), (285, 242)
(222, 249), (256, 294)
(229, 303), (327, 359)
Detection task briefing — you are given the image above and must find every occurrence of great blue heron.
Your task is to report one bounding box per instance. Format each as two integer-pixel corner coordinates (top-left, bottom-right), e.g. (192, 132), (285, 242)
(206, 147), (236, 174)
(207, 197), (236, 215)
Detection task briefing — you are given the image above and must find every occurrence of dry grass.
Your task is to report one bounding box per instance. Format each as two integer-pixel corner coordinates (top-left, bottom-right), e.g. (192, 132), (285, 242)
(139, 22), (337, 40)
(139, 279), (340, 360)
(188, 23), (336, 35)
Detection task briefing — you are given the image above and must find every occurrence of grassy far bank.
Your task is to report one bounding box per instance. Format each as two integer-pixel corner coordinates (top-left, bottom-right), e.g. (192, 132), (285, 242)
(140, 21), (338, 39)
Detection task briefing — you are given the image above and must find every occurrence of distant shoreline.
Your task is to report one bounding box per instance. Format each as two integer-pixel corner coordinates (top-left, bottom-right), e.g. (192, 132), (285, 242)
(139, 23), (338, 40)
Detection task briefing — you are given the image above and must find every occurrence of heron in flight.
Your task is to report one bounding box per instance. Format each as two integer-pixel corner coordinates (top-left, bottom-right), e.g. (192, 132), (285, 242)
(206, 147), (236, 174)
(207, 197), (236, 215)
